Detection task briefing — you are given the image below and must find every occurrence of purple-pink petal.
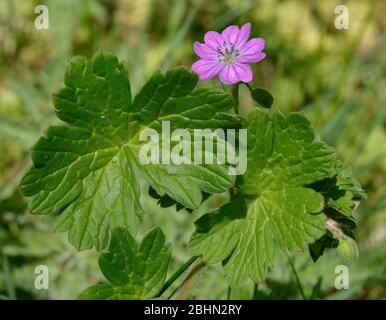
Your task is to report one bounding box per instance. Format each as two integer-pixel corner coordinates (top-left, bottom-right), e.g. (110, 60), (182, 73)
(219, 63), (253, 84)
(193, 42), (218, 60)
(239, 52), (266, 64)
(221, 25), (239, 47)
(220, 64), (252, 85)
(238, 38), (266, 63)
(235, 22), (251, 49)
(219, 65), (235, 85)
(204, 31), (224, 50)
(199, 64), (223, 80)
(233, 63), (253, 83)
(240, 37), (265, 54)
(191, 59), (223, 80)
(192, 23), (266, 84)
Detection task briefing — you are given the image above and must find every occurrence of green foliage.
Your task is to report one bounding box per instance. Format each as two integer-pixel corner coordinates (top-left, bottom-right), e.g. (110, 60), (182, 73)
(20, 52), (238, 250)
(148, 186), (210, 213)
(249, 88), (274, 108)
(308, 234), (338, 262)
(337, 237), (359, 265)
(79, 227), (171, 299)
(307, 161), (366, 262)
(190, 110), (341, 285)
(1, 0), (384, 301)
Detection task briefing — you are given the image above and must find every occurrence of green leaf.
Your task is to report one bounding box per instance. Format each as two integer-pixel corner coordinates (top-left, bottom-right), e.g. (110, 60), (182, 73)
(308, 234), (338, 262)
(79, 227), (171, 300)
(148, 186), (210, 213)
(189, 110), (337, 285)
(309, 161), (366, 217)
(250, 88), (274, 108)
(328, 163), (366, 215)
(20, 52), (239, 250)
(307, 161), (365, 261)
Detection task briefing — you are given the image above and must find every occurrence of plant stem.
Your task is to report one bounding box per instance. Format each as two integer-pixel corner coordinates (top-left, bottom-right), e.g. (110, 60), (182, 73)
(252, 283), (259, 299)
(228, 84), (241, 201)
(243, 82), (253, 92)
(228, 83), (242, 201)
(232, 83), (240, 114)
(175, 256), (205, 300)
(155, 255), (198, 298)
(286, 252), (306, 300)
(166, 286), (180, 300)
(227, 286), (232, 299)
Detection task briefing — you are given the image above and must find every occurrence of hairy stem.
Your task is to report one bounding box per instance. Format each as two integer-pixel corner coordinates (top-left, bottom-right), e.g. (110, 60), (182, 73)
(175, 256), (205, 300)
(155, 256), (198, 298)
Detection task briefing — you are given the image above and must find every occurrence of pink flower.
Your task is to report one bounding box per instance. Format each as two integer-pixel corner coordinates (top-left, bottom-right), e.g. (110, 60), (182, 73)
(191, 23), (266, 85)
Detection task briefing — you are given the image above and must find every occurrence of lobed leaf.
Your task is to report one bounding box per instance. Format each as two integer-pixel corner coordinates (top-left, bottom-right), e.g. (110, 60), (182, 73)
(189, 110), (338, 285)
(79, 227), (171, 299)
(20, 52), (239, 250)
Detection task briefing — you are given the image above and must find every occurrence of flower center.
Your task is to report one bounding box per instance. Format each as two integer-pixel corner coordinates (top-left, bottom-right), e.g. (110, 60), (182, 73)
(217, 42), (239, 65)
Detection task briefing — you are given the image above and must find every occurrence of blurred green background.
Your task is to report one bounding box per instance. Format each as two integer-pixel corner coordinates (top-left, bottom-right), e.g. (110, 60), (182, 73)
(0, 0), (385, 300)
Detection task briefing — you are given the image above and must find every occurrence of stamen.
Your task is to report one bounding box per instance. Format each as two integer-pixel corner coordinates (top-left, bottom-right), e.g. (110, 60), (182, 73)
(217, 43), (240, 65)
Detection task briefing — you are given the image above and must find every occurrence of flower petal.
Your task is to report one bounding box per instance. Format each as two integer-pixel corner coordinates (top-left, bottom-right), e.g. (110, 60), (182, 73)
(199, 64), (223, 80)
(239, 38), (266, 63)
(219, 65), (239, 85)
(191, 59), (223, 80)
(191, 59), (213, 74)
(235, 22), (251, 49)
(239, 52), (266, 63)
(233, 63), (253, 83)
(193, 42), (218, 59)
(222, 25), (239, 47)
(204, 31), (224, 50)
(242, 37), (265, 52)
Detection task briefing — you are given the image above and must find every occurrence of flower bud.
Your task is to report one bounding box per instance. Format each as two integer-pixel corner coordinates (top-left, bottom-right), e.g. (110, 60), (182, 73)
(338, 237), (359, 264)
